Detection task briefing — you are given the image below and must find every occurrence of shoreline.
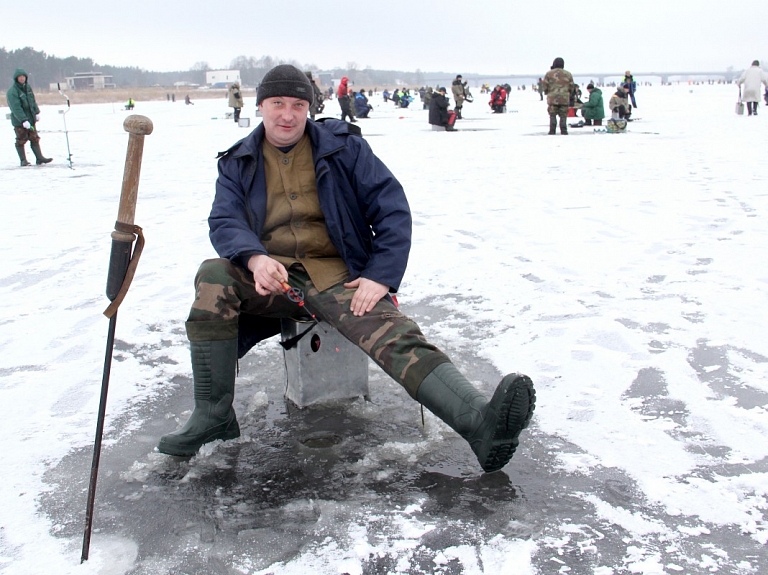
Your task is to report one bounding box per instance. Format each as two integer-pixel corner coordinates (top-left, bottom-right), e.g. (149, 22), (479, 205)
(0, 86), (257, 107)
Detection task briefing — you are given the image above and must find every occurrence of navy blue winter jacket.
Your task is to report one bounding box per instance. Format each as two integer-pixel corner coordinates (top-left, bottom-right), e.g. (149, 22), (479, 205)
(210, 118), (412, 292)
(354, 92), (370, 115)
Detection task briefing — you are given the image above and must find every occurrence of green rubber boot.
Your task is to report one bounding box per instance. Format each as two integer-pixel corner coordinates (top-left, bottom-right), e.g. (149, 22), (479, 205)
(16, 145), (30, 166)
(30, 141), (52, 164)
(158, 338), (240, 456)
(416, 363), (535, 473)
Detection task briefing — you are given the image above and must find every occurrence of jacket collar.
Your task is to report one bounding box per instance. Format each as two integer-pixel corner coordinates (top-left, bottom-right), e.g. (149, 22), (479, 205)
(230, 119), (347, 160)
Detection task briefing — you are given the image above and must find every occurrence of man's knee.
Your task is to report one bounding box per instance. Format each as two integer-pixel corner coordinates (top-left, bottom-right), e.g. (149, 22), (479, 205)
(14, 127), (30, 146)
(186, 318), (239, 342)
(189, 258), (248, 323)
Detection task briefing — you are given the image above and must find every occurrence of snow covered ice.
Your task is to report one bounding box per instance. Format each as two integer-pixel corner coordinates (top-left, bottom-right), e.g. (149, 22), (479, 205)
(1, 83), (767, 574)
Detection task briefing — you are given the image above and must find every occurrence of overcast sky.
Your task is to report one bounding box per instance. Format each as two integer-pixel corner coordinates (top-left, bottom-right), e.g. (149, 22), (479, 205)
(2, 0), (766, 76)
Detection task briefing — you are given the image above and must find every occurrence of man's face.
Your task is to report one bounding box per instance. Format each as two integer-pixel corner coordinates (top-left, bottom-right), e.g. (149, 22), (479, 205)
(259, 96), (309, 147)
(17, 75), (27, 84)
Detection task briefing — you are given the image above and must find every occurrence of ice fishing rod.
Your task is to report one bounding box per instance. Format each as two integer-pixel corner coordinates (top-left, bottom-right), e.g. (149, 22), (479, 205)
(57, 83), (73, 169)
(81, 115), (153, 563)
(279, 281), (316, 318)
(278, 280), (328, 349)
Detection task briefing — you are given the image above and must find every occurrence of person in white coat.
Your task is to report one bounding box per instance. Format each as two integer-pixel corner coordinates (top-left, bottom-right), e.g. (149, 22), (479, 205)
(737, 60), (768, 116)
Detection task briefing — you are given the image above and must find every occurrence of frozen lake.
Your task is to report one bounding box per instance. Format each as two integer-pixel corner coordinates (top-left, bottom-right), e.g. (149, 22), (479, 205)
(1, 82), (767, 574)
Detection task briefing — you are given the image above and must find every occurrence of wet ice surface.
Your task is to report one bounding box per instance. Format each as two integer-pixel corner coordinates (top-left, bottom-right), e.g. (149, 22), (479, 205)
(40, 300), (768, 575)
(44, 302), (546, 574)
(2, 84), (768, 574)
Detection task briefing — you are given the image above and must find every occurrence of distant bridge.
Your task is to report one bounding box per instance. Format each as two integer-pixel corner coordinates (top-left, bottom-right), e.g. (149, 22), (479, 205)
(422, 70), (739, 86)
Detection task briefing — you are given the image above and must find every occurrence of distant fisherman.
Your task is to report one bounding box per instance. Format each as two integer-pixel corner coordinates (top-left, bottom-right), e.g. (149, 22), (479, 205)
(542, 57), (575, 135)
(228, 82), (244, 123)
(737, 60), (768, 116)
(6, 68), (52, 166)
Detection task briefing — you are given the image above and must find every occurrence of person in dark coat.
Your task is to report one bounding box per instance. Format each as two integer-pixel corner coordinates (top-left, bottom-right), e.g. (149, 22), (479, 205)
(428, 87), (457, 130)
(6, 68), (52, 166)
(156, 65), (535, 474)
(622, 70), (637, 108)
(423, 86), (433, 110)
(305, 71), (325, 120)
(354, 90), (372, 118)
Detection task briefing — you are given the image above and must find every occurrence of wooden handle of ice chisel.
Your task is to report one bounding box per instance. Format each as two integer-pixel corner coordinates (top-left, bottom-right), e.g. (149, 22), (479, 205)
(103, 115), (153, 309)
(111, 115), (153, 242)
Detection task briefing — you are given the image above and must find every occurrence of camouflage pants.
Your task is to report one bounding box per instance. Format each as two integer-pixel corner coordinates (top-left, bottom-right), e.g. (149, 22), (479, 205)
(547, 104), (569, 119)
(13, 125), (40, 146)
(187, 258), (450, 397)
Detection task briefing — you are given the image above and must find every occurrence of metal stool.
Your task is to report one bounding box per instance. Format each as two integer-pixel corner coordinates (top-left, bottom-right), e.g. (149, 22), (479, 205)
(280, 319), (370, 408)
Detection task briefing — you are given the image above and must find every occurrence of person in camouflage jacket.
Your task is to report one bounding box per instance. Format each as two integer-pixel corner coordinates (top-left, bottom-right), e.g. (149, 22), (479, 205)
(541, 57), (575, 135)
(6, 68), (52, 166)
(608, 84), (631, 119)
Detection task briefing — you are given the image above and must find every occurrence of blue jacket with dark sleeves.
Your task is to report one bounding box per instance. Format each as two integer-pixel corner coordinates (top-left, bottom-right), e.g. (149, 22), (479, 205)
(210, 118), (412, 293)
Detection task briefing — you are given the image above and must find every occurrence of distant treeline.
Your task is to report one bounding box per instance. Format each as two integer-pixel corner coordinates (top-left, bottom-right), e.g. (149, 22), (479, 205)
(1, 47), (206, 89)
(2, 47), (431, 91)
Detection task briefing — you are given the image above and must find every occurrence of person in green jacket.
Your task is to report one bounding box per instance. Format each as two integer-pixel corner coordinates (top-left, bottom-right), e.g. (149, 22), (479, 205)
(7, 68), (52, 166)
(581, 83), (605, 126)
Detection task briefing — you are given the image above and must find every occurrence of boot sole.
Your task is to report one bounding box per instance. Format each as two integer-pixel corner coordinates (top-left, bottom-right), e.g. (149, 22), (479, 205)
(157, 416), (240, 456)
(477, 374), (536, 473)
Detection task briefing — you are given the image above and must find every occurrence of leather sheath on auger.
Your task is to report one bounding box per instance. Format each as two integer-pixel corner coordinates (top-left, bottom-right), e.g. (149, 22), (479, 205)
(157, 338), (241, 456)
(416, 362), (536, 473)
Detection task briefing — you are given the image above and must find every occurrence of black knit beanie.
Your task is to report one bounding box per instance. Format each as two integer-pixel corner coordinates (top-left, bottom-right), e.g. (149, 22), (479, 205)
(552, 57), (565, 69)
(257, 64), (314, 105)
